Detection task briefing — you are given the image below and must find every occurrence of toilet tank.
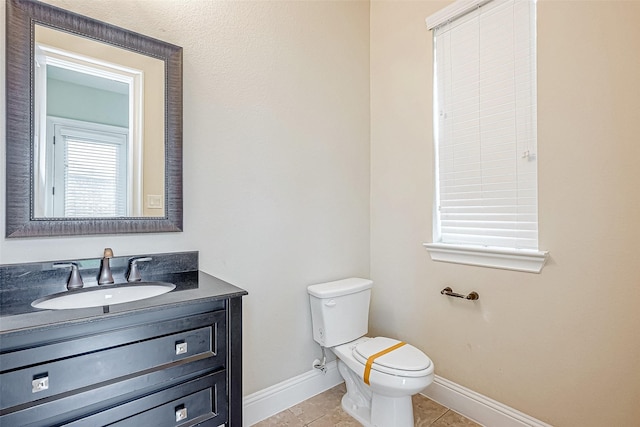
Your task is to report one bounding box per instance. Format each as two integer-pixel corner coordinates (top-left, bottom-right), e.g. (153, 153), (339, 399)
(307, 278), (373, 347)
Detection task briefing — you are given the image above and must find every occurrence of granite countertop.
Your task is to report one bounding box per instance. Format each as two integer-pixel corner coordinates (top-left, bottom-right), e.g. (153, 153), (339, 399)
(0, 270), (247, 334)
(0, 252), (247, 335)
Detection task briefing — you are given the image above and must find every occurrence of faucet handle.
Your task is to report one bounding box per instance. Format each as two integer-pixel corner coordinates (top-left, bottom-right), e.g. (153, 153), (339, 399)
(126, 257), (152, 282)
(53, 262), (84, 290)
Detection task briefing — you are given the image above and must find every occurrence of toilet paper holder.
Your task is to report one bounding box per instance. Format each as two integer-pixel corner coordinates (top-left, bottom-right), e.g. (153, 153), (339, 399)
(441, 286), (479, 301)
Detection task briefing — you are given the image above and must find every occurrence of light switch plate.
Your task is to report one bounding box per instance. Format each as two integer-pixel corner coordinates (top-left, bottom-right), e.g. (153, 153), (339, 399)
(147, 194), (163, 209)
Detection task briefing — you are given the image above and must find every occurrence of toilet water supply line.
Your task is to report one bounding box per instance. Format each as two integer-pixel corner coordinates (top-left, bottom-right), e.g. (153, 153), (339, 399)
(313, 347), (328, 373)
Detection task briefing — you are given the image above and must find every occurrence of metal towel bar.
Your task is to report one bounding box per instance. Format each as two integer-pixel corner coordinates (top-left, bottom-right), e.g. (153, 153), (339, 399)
(441, 287), (479, 301)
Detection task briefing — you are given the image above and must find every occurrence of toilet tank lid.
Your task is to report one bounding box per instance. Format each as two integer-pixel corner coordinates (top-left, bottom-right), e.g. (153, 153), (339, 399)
(307, 278), (373, 298)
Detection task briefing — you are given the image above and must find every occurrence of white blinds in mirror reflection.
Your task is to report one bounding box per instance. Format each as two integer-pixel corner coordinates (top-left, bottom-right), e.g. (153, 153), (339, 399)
(63, 137), (127, 217)
(433, 0), (538, 250)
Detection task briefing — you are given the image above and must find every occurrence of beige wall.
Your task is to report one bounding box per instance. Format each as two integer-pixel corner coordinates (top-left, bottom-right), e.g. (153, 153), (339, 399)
(0, 0), (370, 394)
(4, 0), (640, 424)
(370, 1), (640, 426)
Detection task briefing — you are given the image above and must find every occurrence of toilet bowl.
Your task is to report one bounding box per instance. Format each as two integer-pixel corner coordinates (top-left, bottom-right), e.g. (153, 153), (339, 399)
(332, 336), (434, 427)
(308, 278), (435, 427)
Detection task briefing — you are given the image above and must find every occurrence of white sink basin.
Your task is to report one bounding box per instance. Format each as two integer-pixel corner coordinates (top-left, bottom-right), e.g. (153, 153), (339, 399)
(31, 282), (176, 310)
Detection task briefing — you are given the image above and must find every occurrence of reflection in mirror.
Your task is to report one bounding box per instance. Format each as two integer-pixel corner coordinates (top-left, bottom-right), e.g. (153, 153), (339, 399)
(34, 25), (165, 218)
(5, 0), (183, 237)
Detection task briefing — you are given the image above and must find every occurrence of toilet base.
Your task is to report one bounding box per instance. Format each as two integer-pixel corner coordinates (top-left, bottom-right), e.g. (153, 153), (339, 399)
(337, 359), (416, 427)
(371, 394), (414, 427)
(341, 394), (372, 427)
(338, 358), (372, 426)
(341, 394), (414, 427)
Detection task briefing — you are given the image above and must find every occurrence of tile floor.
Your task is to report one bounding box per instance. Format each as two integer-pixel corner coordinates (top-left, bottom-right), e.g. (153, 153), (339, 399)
(252, 383), (482, 427)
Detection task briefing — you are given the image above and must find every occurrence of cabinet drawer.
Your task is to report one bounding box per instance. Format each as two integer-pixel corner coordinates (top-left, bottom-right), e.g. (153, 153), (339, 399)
(63, 371), (227, 427)
(0, 313), (225, 410)
(1, 310), (226, 371)
(0, 356), (220, 427)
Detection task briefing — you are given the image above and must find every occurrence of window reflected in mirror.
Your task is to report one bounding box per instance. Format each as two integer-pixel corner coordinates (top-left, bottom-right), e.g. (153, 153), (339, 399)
(33, 25), (165, 218)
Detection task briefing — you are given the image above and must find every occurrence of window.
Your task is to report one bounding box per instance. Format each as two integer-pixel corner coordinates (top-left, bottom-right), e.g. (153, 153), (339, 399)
(47, 117), (129, 217)
(32, 40), (146, 218)
(424, 0), (547, 273)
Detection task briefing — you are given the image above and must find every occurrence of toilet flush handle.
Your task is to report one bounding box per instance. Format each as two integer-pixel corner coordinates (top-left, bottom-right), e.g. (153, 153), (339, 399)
(324, 300), (336, 307)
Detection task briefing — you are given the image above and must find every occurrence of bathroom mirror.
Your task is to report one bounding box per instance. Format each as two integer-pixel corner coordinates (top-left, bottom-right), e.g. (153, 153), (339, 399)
(5, 0), (183, 237)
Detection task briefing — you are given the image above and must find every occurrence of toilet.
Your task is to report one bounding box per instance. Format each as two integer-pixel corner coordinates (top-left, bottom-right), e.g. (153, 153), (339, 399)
(308, 278), (434, 427)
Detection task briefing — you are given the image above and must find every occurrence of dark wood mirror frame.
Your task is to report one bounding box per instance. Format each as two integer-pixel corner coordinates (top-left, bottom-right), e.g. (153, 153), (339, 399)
(5, 0), (183, 237)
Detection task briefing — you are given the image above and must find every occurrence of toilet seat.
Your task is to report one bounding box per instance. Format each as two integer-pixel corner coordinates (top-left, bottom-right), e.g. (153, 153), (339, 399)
(353, 337), (432, 377)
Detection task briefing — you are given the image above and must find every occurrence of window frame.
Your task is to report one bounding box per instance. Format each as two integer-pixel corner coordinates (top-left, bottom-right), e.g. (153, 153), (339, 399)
(46, 117), (130, 218)
(424, 0), (548, 273)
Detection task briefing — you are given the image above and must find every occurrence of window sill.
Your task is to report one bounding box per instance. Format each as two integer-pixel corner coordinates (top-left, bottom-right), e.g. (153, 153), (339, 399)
(423, 243), (548, 273)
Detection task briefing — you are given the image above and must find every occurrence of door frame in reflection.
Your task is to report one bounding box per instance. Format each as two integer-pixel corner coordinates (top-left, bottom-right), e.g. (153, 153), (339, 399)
(34, 43), (144, 218)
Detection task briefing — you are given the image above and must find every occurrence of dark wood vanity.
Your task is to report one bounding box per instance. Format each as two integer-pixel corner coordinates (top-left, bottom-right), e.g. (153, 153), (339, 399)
(2, 0), (246, 423)
(0, 253), (246, 426)
(3, 1), (244, 422)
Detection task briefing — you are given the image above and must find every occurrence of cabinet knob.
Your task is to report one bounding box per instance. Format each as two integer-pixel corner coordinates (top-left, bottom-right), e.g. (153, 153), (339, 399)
(175, 341), (188, 355)
(175, 406), (188, 422)
(32, 375), (49, 393)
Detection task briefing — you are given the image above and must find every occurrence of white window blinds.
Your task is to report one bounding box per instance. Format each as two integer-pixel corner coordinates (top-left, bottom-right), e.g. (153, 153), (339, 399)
(432, 0), (538, 250)
(49, 119), (129, 218)
(63, 137), (127, 217)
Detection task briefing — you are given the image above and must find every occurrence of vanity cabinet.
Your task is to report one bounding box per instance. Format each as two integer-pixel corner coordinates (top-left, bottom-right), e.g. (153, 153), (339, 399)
(0, 296), (243, 426)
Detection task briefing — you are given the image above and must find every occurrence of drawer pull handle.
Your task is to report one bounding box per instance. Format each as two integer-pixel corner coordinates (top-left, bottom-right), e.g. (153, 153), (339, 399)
(175, 341), (188, 355)
(32, 375), (49, 393)
(175, 406), (188, 422)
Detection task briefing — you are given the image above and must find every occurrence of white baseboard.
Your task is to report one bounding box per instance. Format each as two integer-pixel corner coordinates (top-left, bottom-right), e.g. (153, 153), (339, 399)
(243, 367), (552, 427)
(421, 375), (553, 427)
(243, 360), (343, 426)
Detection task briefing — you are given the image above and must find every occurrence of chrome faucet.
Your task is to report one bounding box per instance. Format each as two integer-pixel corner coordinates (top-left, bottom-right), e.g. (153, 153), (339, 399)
(98, 248), (114, 285)
(126, 257), (152, 282)
(53, 262), (84, 290)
